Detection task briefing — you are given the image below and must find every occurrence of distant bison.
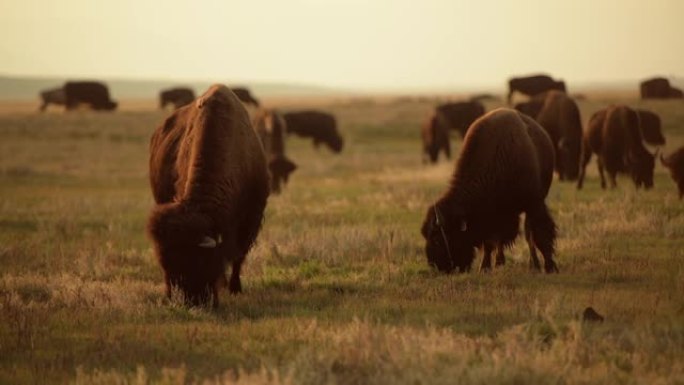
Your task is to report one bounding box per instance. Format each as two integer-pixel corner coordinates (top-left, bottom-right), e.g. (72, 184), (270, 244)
(660, 147), (684, 199)
(231, 87), (260, 107)
(253, 109), (297, 194)
(421, 108), (559, 273)
(64, 81), (117, 111)
(507, 74), (566, 104)
(577, 105), (656, 190)
(38, 87), (65, 112)
(434, 101), (486, 138)
(421, 112), (451, 164)
(534, 91), (583, 181)
(640, 77), (682, 99)
(670, 87), (683, 98)
(160, 87), (195, 110)
(283, 110), (343, 153)
(147, 85), (269, 307)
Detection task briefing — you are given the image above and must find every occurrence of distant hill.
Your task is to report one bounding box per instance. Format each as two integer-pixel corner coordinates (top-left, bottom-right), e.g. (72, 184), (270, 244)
(0, 75), (345, 101)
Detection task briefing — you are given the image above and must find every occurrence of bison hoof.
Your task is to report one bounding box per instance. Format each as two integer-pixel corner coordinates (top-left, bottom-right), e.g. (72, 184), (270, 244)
(544, 262), (559, 273)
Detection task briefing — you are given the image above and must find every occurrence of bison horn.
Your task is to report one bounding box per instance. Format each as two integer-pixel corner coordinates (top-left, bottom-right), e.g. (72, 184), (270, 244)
(198, 236), (218, 248)
(460, 221), (467, 232)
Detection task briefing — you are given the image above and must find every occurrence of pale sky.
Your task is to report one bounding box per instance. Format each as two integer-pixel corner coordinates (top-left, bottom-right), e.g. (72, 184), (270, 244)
(1, 0), (682, 91)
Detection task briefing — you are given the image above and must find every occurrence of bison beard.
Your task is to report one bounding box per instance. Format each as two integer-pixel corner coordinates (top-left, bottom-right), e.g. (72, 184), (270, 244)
(147, 84), (269, 308)
(421, 108), (559, 274)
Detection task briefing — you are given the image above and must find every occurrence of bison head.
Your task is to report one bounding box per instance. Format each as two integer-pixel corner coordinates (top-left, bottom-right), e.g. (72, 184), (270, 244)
(148, 203), (226, 307)
(558, 137), (581, 180)
(421, 203), (475, 273)
(628, 150), (655, 189)
(268, 156), (297, 194)
(328, 135), (344, 153)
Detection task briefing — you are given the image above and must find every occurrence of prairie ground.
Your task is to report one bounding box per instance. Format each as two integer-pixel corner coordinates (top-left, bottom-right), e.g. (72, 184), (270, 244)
(1, 94), (683, 384)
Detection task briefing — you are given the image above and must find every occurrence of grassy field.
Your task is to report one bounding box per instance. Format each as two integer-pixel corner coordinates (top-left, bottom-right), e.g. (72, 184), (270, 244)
(1, 94), (683, 384)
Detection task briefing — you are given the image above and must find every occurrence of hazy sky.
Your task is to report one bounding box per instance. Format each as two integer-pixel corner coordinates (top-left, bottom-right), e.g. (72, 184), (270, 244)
(2, 0), (682, 91)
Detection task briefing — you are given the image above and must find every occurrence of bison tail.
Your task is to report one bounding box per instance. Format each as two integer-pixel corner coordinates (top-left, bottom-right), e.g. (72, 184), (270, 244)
(147, 202), (214, 246)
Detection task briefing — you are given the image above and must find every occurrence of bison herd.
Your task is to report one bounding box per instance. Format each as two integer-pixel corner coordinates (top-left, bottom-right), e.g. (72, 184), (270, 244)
(35, 75), (684, 308)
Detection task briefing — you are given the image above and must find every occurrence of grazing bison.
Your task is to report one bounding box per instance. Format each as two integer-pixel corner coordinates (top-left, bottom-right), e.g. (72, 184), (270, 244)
(231, 87), (260, 107)
(253, 109), (297, 194)
(421, 112), (451, 164)
(64, 81), (117, 111)
(160, 87), (195, 110)
(38, 87), (65, 112)
(434, 101), (486, 138)
(534, 91), (583, 181)
(147, 84), (269, 307)
(660, 147), (684, 199)
(507, 74), (566, 104)
(577, 105), (656, 190)
(283, 110), (344, 153)
(640, 77), (673, 99)
(421, 108), (559, 273)
(636, 109), (666, 146)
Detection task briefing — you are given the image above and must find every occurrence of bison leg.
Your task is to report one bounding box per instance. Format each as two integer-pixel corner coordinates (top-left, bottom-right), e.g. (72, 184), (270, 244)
(479, 242), (494, 272)
(597, 158), (607, 189)
(577, 147), (592, 190)
(229, 258), (244, 294)
(525, 205), (559, 273)
(444, 139), (452, 160)
(495, 243), (506, 266)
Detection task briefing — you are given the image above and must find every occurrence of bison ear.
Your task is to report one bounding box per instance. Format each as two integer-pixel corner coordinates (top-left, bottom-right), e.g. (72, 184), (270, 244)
(198, 236), (217, 248)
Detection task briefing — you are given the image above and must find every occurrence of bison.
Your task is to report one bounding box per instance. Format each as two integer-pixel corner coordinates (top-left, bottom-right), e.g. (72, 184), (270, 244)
(38, 87), (65, 112)
(253, 109), (297, 194)
(421, 108), (559, 274)
(231, 87), (260, 107)
(660, 147), (684, 199)
(147, 84), (270, 307)
(534, 91), (583, 181)
(421, 112), (451, 164)
(434, 101), (486, 138)
(507, 74), (566, 105)
(283, 110), (344, 153)
(636, 109), (666, 146)
(640, 77), (673, 99)
(160, 87), (196, 110)
(577, 105), (656, 190)
(670, 87), (683, 99)
(64, 81), (117, 111)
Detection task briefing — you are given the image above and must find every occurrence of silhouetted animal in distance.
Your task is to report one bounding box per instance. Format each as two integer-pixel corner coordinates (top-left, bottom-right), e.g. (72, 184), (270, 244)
(421, 108), (559, 274)
(640, 77), (682, 99)
(507, 74), (566, 104)
(64, 81), (117, 111)
(283, 110), (343, 153)
(435, 101), (486, 138)
(159, 87), (196, 110)
(231, 87), (260, 107)
(421, 112), (451, 164)
(147, 84), (269, 308)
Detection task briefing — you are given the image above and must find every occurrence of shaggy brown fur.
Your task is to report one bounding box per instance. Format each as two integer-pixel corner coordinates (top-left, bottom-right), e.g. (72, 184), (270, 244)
(535, 91), (583, 181)
(147, 84), (270, 307)
(514, 98), (545, 120)
(660, 147), (684, 199)
(39, 87), (65, 112)
(640, 77), (673, 99)
(283, 110), (343, 153)
(577, 105), (656, 190)
(160, 87), (196, 110)
(507, 74), (566, 105)
(253, 109), (297, 194)
(636, 109), (666, 146)
(64, 81), (117, 111)
(421, 108), (558, 274)
(670, 87), (683, 98)
(435, 101), (486, 138)
(421, 112), (451, 164)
